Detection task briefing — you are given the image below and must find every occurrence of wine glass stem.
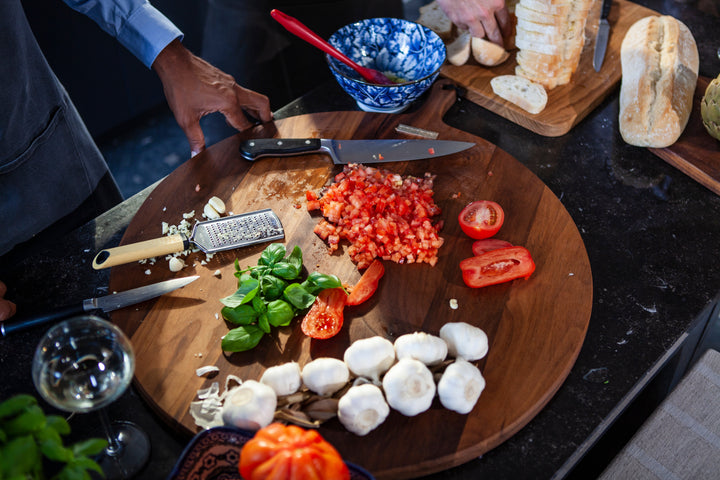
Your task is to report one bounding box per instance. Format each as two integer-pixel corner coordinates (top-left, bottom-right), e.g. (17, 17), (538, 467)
(99, 408), (123, 456)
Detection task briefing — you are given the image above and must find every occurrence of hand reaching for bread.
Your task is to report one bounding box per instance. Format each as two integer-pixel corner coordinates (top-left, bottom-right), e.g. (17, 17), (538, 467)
(435, 0), (513, 47)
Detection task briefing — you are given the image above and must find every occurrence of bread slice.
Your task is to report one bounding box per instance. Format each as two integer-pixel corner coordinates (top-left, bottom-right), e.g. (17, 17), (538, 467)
(471, 37), (510, 66)
(447, 29), (472, 66)
(491, 75), (548, 114)
(418, 1), (453, 40)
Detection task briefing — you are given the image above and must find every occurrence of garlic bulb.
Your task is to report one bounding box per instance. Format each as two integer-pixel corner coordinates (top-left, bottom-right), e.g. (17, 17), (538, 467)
(221, 380), (277, 430)
(301, 358), (349, 396)
(382, 358), (436, 416)
(343, 336), (395, 384)
(260, 362), (302, 396)
(394, 332), (448, 366)
(437, 359), (486, 414)
(337, 383), (390, 436)
(439, 322), (488, 361)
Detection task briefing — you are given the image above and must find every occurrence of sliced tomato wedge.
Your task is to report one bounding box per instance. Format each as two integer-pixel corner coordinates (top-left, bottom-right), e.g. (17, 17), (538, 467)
(346, 259), (385, 306)
(301, 288), (347, 339)
(458, 200), (504, 240)
(459, 246), (535, 288)
(471, 238), (513, 256)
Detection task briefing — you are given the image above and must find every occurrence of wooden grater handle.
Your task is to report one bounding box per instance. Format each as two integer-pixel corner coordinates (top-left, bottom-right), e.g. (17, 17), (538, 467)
(92, 234), (188, 269)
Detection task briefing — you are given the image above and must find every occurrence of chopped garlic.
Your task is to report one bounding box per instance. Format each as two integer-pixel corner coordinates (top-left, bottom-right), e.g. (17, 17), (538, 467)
(449, 298), (459, 309)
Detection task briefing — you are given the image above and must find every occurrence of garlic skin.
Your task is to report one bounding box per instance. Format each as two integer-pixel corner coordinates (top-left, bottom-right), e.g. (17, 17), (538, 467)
(439, 322), (489, 361)
(260, 362), (302, 396)
(394, 332), (448, 366)
(437, 359), (486, 414)
(343, 336), (395, 384)
(221, 380), (277, 430)
(301, 358), (349, 396)
(382, 358), (436, 416)
(338, 383), (390, 436)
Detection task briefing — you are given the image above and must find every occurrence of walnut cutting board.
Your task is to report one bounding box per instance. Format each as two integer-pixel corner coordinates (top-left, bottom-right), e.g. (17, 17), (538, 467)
(108, 80), (593, 479)
(439, 0), (657, 137)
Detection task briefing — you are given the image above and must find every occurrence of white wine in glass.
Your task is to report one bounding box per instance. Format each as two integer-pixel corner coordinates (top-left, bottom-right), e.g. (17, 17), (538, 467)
(32, 315), (150, 479)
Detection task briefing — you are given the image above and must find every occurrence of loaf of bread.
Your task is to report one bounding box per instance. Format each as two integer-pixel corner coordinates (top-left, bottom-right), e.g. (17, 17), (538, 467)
(417, 1), (453, 40)
(619, 15), (699, 148)
(491, 75), (548, 114)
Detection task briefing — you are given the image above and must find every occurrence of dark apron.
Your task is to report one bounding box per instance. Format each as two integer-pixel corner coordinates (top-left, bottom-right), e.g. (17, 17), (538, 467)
(0, 0), (112, 257)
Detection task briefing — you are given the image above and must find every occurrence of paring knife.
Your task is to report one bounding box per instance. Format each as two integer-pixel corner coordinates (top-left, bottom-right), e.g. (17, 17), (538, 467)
(1, 275), (198, 336)
(593, 0), (612, 71)
(239, 138), (475, 164)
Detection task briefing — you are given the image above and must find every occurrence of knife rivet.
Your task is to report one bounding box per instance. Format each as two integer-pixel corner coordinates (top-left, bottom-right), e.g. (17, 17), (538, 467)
(248, 141), (255, 147)
(305, 139), (311, 144)
(277, 140), (283, 146)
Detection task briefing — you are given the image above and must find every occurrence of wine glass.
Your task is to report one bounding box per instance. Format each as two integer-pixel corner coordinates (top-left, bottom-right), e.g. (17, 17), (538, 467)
(32, 315), (150, 479)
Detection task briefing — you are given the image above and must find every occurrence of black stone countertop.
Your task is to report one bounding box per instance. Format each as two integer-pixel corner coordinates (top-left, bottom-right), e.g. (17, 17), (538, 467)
(1, 0), (719, 478)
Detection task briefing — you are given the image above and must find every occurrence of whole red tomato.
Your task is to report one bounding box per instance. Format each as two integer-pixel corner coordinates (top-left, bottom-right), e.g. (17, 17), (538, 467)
(458, 200), (504, 240)
(240, 423), (350, 480)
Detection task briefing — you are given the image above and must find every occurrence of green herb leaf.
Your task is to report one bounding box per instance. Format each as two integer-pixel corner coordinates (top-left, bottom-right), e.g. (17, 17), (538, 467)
(3, 405), (45, 436)
(283, 283), (317, 310)
(221, 305), (257, 325)
(266, 300), (296, 327)
(71, 438), (108, 457)
(258, 313), (271, 334)
(302, 272), (344, 294)
(0, 434), (38, 476)
(259, 275), (287, 300)
(220, 278), (259, 307)
(259, 243), (286, 266)
(0, 394), (36, 420)
(68, 455), (105, 475)
(271, 261), (300, 280)
(221, 325), (265, 352)
(45, 415), (71, 436)
(286, 245), (303, 273)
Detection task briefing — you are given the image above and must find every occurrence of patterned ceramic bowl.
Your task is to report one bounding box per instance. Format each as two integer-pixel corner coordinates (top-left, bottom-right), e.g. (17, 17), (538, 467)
(327, 17), (446, 113)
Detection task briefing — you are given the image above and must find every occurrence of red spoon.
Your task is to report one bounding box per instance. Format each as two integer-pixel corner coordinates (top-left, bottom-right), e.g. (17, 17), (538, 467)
(271, 9), (396, 85)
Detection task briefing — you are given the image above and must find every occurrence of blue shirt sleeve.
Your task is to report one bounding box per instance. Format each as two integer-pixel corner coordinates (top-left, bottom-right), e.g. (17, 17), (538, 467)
(61, 0), (183, 68)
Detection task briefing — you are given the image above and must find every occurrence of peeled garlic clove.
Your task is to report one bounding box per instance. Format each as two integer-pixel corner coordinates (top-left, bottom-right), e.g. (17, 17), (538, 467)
(439, 322), (488, 361)
(301, 358), (349, 396)
(394, 332), (448, 366)
(343, 336), (395, 384)
(338, 383), (390, 436)
(208, 196), (226, 214)
(168, 256), (185, 272)
(437, 359), (486, 414)
(260, 362), (302, 396)
(382, 358), (436, 416)
(203, 202), (221, 220)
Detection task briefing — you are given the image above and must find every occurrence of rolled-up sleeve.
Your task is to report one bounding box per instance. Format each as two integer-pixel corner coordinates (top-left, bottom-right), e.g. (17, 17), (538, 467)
(62, 0), (183, 68)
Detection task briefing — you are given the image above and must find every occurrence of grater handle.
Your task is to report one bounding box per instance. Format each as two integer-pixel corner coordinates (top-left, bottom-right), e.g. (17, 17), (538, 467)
(92, 234), (188, 270)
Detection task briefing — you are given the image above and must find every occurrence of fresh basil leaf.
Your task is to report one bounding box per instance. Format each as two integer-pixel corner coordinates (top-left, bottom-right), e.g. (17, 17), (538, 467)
(266, 300), (296, 327)
(38, 427), (73, 463)
(221, 325), (265, 352)
(286, 245), (303, 273)
(3, 405), (45, 436)
(260, 275), (287, 300)
(283, 283), (317, 310)
(67, 456), (104, 475)
(251, 296), (267, 314)
(45, 415), (71, 436)
(258, 313), (271, 334)
(250, 265), (270, 279)
(55, 463), (86, 480)
(70, 438), (108, 457)
(271, 261), (300, 280)
(221, 305), (257, 325)
(220, 278), (259, 307)
(302, 272), (343, 294)
(0, 435), (38, 475)
(259, 243), (286, 266)
(0, 394), (36, 420)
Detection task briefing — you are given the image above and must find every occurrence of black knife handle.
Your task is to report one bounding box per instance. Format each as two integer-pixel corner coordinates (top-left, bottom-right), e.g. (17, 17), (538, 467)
(601, 0), (612, 19)
(1, 303), (87, 336)
(239, 138), (322, 161)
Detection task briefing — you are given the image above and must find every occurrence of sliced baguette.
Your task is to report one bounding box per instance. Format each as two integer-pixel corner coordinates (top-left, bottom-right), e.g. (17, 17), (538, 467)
(417, 1), (453, 40)
(447, 29), (472, 66)
(491, 75), (548, 114)
(471, 37), (510, 66)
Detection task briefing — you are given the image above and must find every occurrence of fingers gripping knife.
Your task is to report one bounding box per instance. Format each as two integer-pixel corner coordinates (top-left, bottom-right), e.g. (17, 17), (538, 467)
(92, 209), (284, 269)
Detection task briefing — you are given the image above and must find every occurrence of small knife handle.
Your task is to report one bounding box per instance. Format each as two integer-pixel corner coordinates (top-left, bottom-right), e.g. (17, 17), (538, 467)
(239, 138), (322, 161)
(92, 234), (187, 270)
(601, 0), (612, 19)
(1, 303), (87, 336)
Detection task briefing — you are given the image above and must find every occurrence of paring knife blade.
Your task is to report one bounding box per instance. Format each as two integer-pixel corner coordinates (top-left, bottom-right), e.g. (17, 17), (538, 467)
(239, 138), (475, 164)
(1, 275), (199, 336)
(593, 0), (612, 71)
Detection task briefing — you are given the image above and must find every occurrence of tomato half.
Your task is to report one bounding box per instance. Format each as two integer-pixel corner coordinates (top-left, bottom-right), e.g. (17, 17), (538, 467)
(459, 246), (535, 288)
(240, 423), (350, 480)
(458, 201), (504, 240)
(301, 288), (347, 339)
(346, 259), (385, 306)
(471, 238), (513, 256)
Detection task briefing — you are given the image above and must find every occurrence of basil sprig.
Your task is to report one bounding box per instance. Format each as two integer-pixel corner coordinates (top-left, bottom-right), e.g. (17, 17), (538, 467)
(220, 244), (343, 352)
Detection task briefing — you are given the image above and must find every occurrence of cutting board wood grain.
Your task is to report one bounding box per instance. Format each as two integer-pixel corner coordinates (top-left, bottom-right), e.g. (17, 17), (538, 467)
(108, 80), (592, 479)
(439, 0), (657, 137)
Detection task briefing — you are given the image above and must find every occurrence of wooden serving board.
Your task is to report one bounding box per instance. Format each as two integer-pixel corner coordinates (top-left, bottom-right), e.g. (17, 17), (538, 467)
(439, 0), (657, 137)
(108, 80), (593, 479)
(649, 76), (720, 196)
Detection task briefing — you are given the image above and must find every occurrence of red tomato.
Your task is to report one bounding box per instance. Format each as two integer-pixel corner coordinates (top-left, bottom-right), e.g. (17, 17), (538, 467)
(240, 423), (350, 480)
(471, 238), (513, 256)
(459, 246), (535, 288)
(458, 201), (504, 240)
(301, 288), (347, 339)
(346, 259), (385, 306)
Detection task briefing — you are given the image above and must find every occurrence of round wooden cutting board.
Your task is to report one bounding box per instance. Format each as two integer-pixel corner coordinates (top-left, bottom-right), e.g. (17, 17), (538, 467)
(108, 80), (592, 479)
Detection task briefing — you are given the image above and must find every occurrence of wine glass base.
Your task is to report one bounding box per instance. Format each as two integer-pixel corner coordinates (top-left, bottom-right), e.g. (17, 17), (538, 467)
(98, 421), (151, 480)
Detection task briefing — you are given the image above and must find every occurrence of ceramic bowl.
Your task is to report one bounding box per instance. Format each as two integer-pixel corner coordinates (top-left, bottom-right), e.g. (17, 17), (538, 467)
(326, 17), (446, 113)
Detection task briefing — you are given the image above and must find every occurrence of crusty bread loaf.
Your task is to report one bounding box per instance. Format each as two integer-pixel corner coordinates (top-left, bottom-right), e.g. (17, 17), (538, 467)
(491, 75), (548, 114)
(447, 29), (472, 66)
(417, 1), (453, 40)
(471, 37), (510, 66)
(619, 15), (699, 148)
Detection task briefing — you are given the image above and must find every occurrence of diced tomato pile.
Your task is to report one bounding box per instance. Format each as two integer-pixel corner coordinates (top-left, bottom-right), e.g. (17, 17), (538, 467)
(306, 164), (444, 269)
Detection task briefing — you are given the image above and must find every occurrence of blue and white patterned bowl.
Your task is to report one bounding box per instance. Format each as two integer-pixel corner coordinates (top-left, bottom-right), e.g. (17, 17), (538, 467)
(327, 18), (446, 113)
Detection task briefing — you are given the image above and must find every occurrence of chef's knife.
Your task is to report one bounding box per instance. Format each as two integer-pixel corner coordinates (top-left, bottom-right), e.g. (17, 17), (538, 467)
(239, 138), (475, 164)
(593, 0), (612, 71)
(1, 275), (199, 336)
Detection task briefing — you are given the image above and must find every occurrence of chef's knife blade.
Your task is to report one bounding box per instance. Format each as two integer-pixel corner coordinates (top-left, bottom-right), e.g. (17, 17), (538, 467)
(239, 138), (475, 164)
(1, 276), (198, 336)
(593, 0), (612, 71)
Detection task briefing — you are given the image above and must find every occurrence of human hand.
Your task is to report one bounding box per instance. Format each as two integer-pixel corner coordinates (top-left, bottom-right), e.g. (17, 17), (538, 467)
(0, 281), (17, 322)
(436, 0), (512, 47)
(153, 39), (273, 156)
